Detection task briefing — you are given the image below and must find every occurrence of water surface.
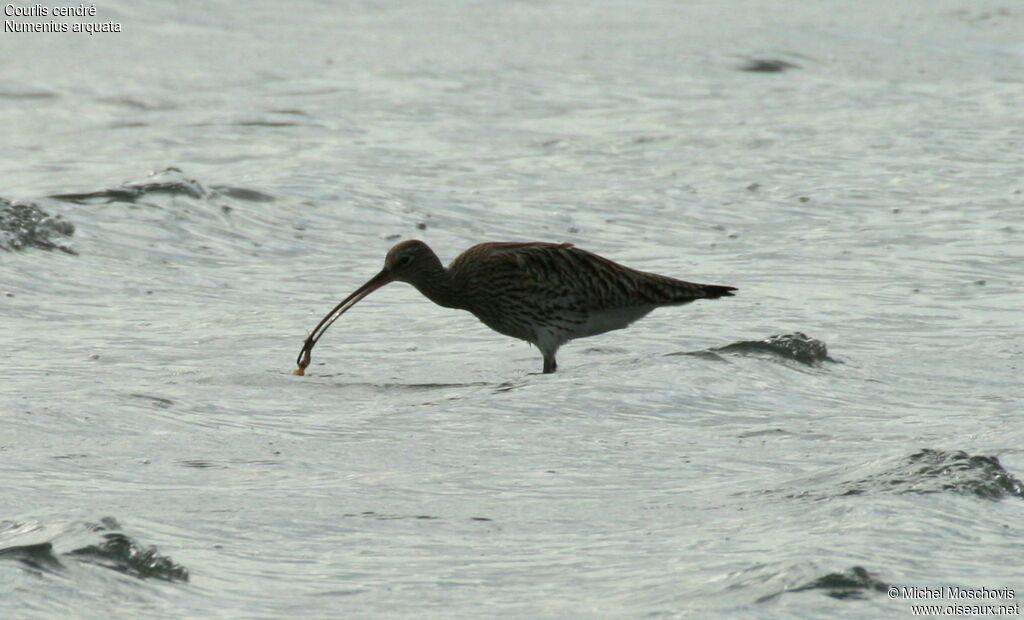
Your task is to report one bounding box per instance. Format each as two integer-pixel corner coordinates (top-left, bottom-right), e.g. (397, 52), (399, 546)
(1, 1), (1022, 618)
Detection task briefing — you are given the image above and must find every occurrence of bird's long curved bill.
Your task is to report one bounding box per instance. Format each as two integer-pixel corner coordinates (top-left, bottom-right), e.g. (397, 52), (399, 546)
(294, 270), (392, 375)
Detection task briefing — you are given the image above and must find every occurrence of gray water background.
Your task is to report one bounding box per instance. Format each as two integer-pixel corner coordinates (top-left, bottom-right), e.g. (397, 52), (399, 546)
(1, 1), (1022, 617)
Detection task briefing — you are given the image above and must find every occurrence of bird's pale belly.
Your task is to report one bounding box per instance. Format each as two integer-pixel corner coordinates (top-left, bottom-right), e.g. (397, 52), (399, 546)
(470, 302), (657, 347)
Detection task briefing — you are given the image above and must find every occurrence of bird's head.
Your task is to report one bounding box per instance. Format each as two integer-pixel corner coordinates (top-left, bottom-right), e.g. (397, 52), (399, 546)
(383, 239), (442, 283)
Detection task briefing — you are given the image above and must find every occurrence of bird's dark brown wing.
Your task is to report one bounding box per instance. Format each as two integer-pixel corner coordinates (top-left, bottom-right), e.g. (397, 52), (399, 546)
(450, 242), (734, 312)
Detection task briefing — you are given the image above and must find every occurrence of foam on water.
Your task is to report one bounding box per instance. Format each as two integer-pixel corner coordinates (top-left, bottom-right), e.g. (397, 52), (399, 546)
(0, 199), (76, 254)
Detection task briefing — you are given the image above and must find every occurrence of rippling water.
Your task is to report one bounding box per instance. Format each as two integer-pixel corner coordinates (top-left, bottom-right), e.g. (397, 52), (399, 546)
(2, 1), (1022, 618)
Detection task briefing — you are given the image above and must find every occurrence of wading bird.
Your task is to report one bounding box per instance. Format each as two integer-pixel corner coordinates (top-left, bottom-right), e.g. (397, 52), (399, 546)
(295, 240), (735, 375)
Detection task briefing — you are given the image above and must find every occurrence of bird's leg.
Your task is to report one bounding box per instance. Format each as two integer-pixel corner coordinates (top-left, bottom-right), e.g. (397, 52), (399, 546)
(537, 335), (560, 374)
(542, 353), (557, 374)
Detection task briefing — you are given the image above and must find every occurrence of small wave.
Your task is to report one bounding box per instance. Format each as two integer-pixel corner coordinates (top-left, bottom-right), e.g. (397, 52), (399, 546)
(68, 534), (189, 582)
(343, 511), (440, 521)
(214, 185), (275, 202)
(838, 449), (1024, 500)
(48, 167), (274, 205)
(0, 86), (57, 100)
(758, 566), (890, 602)
(50, 167), (205, 203)
(687, 332), (836, 366)
(0, 542), (64, 575)
(0, 198), (76, 254)
(738, 59), (800, 73)
(340, 511), (492, 523)
(0, 517), (188, 583)
(234, 120), (301, 127)
(769, 449), (1024, 502)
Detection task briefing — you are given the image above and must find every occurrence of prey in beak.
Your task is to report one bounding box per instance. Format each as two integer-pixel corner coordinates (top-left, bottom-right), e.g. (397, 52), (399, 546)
(294, 269), (393, 375)
(293, 239), (442, 376)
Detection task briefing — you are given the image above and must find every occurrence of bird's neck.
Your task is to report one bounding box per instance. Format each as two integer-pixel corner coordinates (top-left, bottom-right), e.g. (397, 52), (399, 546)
(411, 266), (464, 310)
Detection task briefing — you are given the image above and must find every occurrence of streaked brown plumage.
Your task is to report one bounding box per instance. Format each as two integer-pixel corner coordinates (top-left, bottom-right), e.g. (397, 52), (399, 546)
(295, 240), (736, 375)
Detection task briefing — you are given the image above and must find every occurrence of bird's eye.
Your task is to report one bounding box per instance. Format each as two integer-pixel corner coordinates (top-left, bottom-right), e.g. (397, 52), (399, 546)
(398, 255), (413, 266)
